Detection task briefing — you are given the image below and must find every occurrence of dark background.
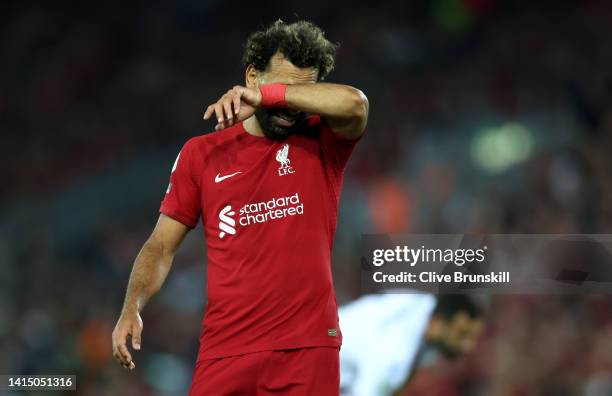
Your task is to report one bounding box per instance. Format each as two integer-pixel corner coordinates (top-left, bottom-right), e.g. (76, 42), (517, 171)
(2, 0), (612, 395)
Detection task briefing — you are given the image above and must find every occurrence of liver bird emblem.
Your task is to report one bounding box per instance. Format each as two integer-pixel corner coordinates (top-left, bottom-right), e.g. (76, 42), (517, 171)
(276, 144), (291, 168)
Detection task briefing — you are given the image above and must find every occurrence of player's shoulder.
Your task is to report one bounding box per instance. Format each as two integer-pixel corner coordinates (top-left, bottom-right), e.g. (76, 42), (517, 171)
(184, 124), (244, 149)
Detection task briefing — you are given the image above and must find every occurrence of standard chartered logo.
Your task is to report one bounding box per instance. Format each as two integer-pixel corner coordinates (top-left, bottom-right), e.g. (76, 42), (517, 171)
(239, 193), (303, 226)
(217, 193), (304, 239)
(218, 205), (236, 239)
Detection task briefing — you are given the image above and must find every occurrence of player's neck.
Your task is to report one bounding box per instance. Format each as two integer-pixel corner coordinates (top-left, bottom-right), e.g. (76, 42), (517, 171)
(243, 116), (265, 137)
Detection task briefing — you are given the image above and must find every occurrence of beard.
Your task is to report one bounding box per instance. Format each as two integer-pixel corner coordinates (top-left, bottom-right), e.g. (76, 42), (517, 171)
(427, 340), (461, 360)
(255, 108), (306, 141)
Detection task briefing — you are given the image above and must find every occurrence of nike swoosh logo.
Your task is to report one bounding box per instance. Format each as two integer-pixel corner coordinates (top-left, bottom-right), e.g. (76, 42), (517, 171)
(215, 171), (242, 183)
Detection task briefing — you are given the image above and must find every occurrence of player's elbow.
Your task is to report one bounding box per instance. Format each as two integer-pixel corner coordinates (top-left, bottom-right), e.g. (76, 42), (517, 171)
(348, 88), (369, 121)
(142, 234), (174, 263)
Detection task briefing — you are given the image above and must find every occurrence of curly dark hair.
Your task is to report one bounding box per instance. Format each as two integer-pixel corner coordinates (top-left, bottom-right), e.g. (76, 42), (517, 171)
(242, 20), (338, 81)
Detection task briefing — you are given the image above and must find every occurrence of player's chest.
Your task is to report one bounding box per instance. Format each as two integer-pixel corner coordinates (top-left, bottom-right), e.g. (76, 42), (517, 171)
(199, 138), (326, 215)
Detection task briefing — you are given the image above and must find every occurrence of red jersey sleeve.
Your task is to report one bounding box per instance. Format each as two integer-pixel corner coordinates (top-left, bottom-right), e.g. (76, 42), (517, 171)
(317, 116), (363, 172)
(160, 139), (201, 228)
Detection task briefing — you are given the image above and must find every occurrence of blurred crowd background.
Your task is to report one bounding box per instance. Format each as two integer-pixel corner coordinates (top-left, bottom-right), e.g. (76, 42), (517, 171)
(2, 0), (612, 395)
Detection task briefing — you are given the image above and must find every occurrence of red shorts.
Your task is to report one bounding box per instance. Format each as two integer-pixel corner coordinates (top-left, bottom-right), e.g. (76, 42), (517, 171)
(189, 347), (340, 396)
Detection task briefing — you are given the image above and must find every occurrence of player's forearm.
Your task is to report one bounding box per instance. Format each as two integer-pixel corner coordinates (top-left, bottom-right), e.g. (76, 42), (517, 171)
(285, 83), (368, 121)
(121, 235), (174, 314)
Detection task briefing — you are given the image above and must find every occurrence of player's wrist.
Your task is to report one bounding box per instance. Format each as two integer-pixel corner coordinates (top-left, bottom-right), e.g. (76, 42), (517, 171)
(259, 83), (288, 108)
(120, 305), (139, 317)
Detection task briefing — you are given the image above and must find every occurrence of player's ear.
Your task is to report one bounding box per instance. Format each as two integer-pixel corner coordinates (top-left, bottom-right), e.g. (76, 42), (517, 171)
(245, 64), (259, 89)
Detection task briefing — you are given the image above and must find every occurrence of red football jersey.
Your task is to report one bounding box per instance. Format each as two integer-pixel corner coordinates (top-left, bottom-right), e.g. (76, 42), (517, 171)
(160, 116), (359, 360)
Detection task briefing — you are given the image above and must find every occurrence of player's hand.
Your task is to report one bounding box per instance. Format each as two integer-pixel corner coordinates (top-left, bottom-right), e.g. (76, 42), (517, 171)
(203, 85), (262, 131)
(112, 310), (143, 370)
